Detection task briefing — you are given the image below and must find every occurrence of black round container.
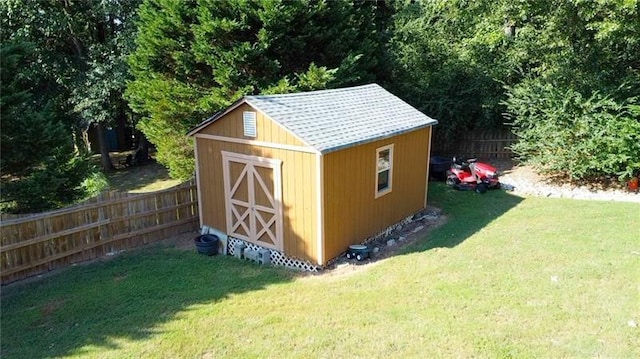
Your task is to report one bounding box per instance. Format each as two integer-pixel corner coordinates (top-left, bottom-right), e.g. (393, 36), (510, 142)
(429, 156), (452, 181)
(194, 234), (219, 256)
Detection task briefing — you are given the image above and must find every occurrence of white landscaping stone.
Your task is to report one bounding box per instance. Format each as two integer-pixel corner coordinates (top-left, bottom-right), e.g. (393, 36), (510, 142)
(386, 239), (397, 247)
(499, 166), (640, 202)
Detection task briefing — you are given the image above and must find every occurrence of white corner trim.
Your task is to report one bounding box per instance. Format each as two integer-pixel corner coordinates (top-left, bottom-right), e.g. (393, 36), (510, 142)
(424, 128), (433, 208)
(194, 133), (319, 154)
(194, 138), (204, 227)
(316, 152), (324, 265)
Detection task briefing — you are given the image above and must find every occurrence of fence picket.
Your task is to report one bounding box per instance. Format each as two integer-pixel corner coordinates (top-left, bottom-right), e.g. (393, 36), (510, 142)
(432, 129), (517, 159)
(0, 179), (199, 284)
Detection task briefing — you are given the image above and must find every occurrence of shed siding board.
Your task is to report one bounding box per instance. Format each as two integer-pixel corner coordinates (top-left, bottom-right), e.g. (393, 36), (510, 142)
(195, 137), (318, 263)
(199, 103), (306, 147)
(196, 138), (223, 231)
(322, 127), (431, 261)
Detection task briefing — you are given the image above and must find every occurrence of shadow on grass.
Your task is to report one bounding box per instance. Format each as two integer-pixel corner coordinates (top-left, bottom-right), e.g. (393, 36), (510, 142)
(107, 162), (176, 192)
(103, 151), (177, 192)
(404, 182), (524, 253)
(0, 249), (294, 358)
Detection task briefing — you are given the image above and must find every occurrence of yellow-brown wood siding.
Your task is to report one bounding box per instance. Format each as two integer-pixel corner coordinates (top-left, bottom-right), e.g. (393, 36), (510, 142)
(199, 103), (306, 147)
(194, 109), (318, 263)
(322, 127), (432, 262)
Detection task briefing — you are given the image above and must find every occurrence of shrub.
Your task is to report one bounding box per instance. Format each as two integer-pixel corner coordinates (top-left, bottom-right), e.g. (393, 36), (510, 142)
(2, 152), (94, 213)
(505, 80), (640, 182)
(81, 171), (110, 197)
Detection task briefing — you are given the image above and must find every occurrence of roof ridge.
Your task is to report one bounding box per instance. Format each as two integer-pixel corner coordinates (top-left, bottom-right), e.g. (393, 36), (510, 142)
(248, 83), (381, 99)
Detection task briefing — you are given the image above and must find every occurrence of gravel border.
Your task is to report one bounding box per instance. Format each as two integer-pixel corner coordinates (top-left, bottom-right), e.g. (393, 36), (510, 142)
(499, 164), (640, 203)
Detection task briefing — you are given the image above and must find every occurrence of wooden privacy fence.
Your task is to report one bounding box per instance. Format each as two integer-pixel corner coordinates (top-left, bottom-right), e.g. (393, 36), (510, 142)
(431, 129), (517, 159)
(0, 179), (199, 285)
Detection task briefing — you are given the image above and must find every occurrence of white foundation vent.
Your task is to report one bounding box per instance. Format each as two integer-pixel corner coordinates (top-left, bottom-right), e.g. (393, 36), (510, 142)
(227, 237), (319, 272)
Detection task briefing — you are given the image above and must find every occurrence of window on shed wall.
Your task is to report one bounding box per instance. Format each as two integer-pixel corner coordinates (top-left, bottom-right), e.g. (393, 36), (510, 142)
(375, 144), (394, 198)
(243, 111), (257, 137)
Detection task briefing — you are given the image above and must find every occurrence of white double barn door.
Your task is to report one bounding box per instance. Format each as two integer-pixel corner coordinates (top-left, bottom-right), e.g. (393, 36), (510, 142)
(222, 152), (283, 250)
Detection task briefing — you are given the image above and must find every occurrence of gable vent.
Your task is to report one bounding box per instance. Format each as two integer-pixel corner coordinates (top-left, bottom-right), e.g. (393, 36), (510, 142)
(243, 111), (257, 137)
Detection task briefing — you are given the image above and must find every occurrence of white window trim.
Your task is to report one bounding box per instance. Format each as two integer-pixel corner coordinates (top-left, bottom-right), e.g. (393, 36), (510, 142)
(243, 111), (257, 137)
(375, 144), (394, 198)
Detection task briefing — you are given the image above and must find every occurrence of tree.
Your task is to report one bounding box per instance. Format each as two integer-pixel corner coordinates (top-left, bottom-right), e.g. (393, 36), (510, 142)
(388, 0), (526, 138)
(1, 41), (92, 213)
(2, 0), (141, 171)
(505, 81), (640, 181)
(127, 0), (384, 179)
(388, 0), (639, 181)
(502, 0), (640, 181)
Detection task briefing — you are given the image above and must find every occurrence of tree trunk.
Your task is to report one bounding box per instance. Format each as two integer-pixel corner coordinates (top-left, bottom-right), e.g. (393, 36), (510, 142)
(134, 131), (150, 164)
(115, 103), (131, 151)
(96, 122), (114, 171)
(73, 125), (91, 156)
(61, 0), (85, 61)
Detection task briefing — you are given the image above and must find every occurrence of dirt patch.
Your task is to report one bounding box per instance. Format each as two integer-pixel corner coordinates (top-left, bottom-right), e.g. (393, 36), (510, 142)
(498, 161), (543, 182)
(155, 211), (449, 277)
(157, 230), (201, 250)
(320, 207), (448, 276)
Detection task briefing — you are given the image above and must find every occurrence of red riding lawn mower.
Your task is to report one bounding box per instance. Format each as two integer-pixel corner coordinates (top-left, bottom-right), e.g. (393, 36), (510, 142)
(445, 157), (501, 194)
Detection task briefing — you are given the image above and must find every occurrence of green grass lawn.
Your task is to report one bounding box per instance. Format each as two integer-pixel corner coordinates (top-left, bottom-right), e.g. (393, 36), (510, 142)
(2, 184), (638, 358)
(95, 151), (181, 193)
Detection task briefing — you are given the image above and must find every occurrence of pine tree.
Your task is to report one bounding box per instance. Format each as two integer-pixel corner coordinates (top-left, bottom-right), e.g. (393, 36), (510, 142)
(1, 41), (91, 213)
(127, 0), (383, 179)
(2, 0), (141, 171)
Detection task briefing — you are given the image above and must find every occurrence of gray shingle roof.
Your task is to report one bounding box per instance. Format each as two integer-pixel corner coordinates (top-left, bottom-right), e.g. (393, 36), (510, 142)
(191, 83), (438, 154)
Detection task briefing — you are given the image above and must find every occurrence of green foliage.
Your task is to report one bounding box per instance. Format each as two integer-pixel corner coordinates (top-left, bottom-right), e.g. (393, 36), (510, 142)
(506, 80), (640, 181)
(2, 0), (141, 170)
(81, 171), (110, 197)
(3, 153), (95, 213)
(389, 0), (640, 183)
(127, 0), (382, 179)
(127, 77), (212, 179)
(499, 0), (640, 182)
(0, 41), (94, 213)
(295, 63), (337, 91)
(389, 0), (640, 148)
(389, 0), (518, 138)
(0, 42), (65, 176)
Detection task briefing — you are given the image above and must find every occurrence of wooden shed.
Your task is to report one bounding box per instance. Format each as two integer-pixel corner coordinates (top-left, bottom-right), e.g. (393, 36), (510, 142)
(188, 84), (438, 268)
